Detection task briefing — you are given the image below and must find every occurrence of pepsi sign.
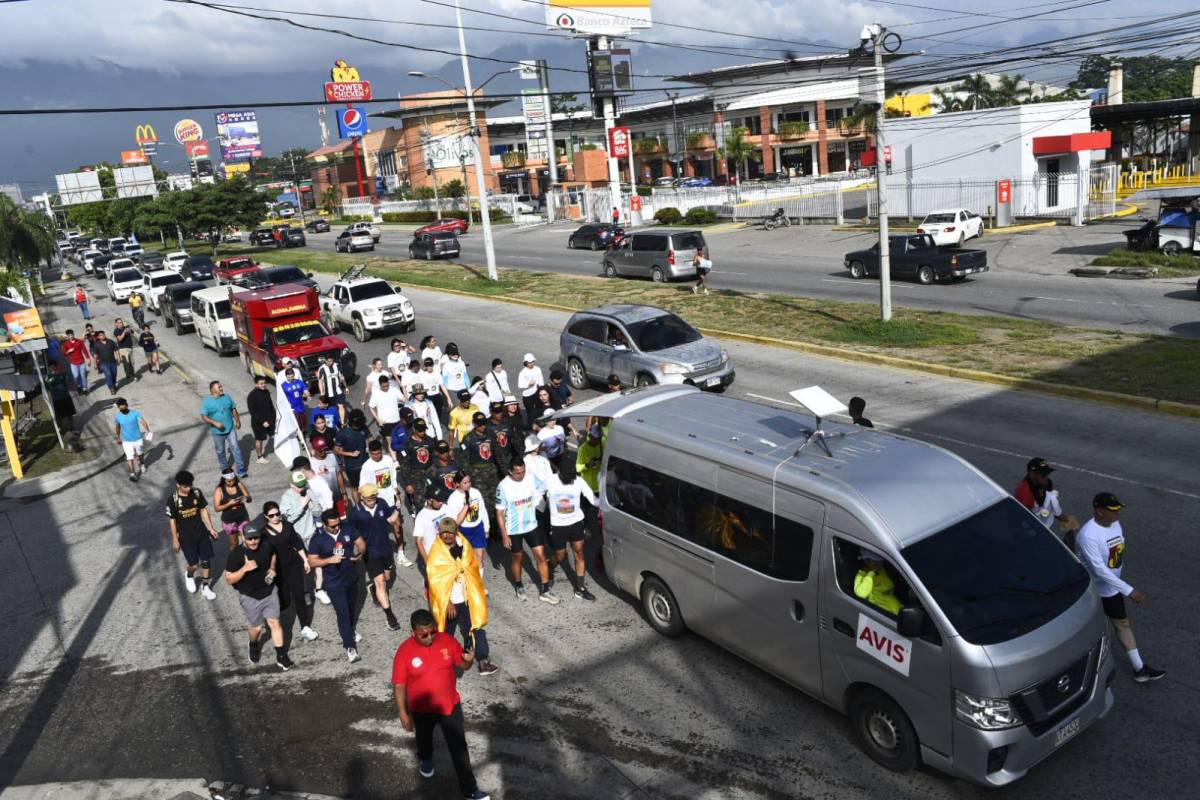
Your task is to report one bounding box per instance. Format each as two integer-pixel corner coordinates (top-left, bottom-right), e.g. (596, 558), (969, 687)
(337, 107), (369, 139)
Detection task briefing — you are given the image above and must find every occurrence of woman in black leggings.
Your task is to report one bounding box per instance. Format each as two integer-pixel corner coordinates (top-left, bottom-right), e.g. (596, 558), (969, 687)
(261, 501), (320, 643)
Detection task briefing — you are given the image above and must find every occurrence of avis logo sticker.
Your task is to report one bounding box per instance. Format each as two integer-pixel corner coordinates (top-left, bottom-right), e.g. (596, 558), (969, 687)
(856, 613), (911, 677)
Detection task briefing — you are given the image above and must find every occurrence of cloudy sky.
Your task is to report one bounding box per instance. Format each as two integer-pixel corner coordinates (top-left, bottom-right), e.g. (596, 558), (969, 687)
(0, 0), (1189, 195)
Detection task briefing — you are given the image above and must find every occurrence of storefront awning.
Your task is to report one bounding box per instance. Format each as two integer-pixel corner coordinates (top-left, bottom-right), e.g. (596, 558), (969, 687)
(1032, 131), (1111, 156)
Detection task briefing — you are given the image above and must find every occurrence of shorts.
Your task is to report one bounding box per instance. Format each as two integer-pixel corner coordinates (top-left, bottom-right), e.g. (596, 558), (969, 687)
(510, 525), (546, 550)
(252, 419), (275, 442)
(366, 555), (396, 579)
(122, 439), (144, 460)
(380, 421), (397, 440)
(460, 522), (488, 550)
(326, 392), (347, 407)
(1101, 593), (1127, 620)
(238, 588), (281, 627)
(549, 521), (587, 551)
(345, 465), (363, 487)
(180, 535), (214, 567)
(142, 345), (158, 354)
(221, 520), (248, 537)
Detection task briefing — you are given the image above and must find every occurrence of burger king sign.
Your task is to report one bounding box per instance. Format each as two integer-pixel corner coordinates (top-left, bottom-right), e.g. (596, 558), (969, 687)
(174, 118), (204, 145)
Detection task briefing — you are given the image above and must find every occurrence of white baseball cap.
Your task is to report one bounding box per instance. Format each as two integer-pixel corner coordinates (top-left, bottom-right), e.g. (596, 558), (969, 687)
(523, 353), (536, 363)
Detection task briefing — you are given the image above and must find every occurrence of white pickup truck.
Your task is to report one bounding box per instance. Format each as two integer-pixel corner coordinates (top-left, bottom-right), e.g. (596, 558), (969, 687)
(320, 268), (415, 342)
(345, 221), (382, 243)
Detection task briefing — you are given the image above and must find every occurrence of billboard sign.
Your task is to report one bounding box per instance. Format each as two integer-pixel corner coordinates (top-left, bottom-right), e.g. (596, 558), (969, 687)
(522, 90), (549, 161)
(185, 140), (210, 160)
(608, 126), (630, 158)
(336, 107), (369, 139)
(215, 109), (263, 161)
(174, 118), (204, 144)
(0, 307), (46, 348)
(546, 0), (651, 35)
(121, 150), (149, 165)
(589, 49), (634, 97)
(423, 134), (475, 170)
(223, 163), (251, 179)
(135, 124), (159, 155)
(325, 59), (371, 103)
(113, 166), (158, 199)
(54, 171), (103, 206)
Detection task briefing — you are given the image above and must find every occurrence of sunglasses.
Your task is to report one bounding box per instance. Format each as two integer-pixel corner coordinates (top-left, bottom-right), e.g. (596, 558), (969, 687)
(265, 512), (281, 519)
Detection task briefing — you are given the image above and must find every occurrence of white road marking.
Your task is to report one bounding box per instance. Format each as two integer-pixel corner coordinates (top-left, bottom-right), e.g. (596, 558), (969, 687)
(821, 278), (923, 291)
(744, 392), (1200, 501)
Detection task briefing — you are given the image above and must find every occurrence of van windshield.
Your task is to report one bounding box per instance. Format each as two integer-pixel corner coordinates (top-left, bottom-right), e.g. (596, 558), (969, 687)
(625, 312), (702, 352)
(901, 498), (1089, 646)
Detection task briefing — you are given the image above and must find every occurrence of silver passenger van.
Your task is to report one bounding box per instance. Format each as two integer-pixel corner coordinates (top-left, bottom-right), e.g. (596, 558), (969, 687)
(555, 386), (1114, 786)
(601, 229), (708, 283)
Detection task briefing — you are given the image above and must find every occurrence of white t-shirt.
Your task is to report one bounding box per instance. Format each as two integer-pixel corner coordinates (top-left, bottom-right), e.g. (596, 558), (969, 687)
(523, 453), (553, 512)
(400, 368), (423, 396)
(414, 505), (449, 558)
(545, 473), (596, 527)
(419, 369), (442, 397)
(358, 455), (399, 507)
(470, 387), (492, 415)
(484, 369), (510, 404)
(1076, 518), (1132, 598)
(310, 455), (340, 498)
(369, 385), (403, 424)
(1031, 489), (1063, 529)
(421, 346), (443, 365)
(517, 365), (544, 397)
(387, 351), (410, 377)
(445, 486), (489, 533)
(440, 356), (470, 392)
(363, 369), (386, 398)
(496, 475), (541, 535)
(537, 423), (566, 447)
(305, 470), (334, 513)
(406, 398), (442, 440)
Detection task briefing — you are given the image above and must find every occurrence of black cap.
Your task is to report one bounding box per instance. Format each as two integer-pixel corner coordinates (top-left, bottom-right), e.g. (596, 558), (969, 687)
(399, 406), (414, 420)
(242, 525), (263, 540)
(413, 419), (427, 431)
(472, 411), (487, 425)
(423, 357), (435, 366)
(429, 485), (451, 503)
(457, 389), (471, 401)
(490, 401), (504, 414)
(435, 440), (450, 453)
(1092, 492), (1124, 510)
(1026, 457), (1054, 475)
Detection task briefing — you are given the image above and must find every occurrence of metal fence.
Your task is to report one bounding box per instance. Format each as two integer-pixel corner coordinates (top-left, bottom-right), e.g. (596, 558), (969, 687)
(339, 193), (537, 220)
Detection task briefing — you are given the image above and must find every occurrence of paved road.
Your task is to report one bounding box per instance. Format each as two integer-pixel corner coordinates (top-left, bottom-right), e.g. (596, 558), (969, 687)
(2, 282), (1198, 799)
(300, 219), (1200, 338)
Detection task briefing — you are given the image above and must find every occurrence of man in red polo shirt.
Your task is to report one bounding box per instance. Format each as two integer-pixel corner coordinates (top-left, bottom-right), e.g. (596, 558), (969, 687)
(392, 608), (489, 800)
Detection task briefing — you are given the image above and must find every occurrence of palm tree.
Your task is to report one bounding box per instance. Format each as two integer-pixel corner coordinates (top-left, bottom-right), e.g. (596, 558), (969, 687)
(839, 104), (878, 135)
(0, 195), (55, 274)
(992, 73), (1029, 107)
(718, 127), (754, 194)
(931, 87), (964, 113)
(953, 74), (994, 110)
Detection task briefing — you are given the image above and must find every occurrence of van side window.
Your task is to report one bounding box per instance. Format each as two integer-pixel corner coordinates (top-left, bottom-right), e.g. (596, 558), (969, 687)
(633, 235), (665, 252)
(191, 296), (204, 316)
(833, 539), (938, 644)
(605, 456), (683, 537)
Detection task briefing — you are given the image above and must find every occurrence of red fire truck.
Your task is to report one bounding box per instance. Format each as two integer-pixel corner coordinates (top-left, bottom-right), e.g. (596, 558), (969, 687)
(230, 283), (357, 390)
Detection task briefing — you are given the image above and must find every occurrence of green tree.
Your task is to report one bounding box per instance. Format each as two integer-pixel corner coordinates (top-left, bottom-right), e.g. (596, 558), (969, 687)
(953, 74), (994, 110)
(0, 195), (55, 273)
(319, 186), (341, 215)
(188, 178), (269, 253)
(550, 93), (586, 115)
(931, 87), (963, 113)
(839, 104), (879, 134)
(441, 179), (466, 198)
(1070, 55), (1193, 102)
(992, 74), (1029, 106)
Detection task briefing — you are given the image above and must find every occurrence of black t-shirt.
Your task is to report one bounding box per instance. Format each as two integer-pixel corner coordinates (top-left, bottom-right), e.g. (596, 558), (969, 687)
(462, 429), (498, 467)
(263, 521), (306, 575)
(246, 387), (275, 423)
(112, 326), (133, 348)
(165, 488), (208, 543)
(449, 543), (463, 560)
(225, 540), (276, 599)
(92, 339), (118, 364)
(335, 426), (368, 470)
(139, 332), (157, 350)
(430, 461), (458, 493)
(215, 481), (250, 524)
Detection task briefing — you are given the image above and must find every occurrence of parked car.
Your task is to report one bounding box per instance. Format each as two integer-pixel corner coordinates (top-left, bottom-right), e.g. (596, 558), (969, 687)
(601, 229), (709, 283)
(844, 234), (988, 285)
(239, 265), (319, 291)
(190, 285), (238, 355)
(758, 172), (789, 183)
(409, 231), (460, 260)
(214, 257), (261, 285)
(79, 249), (103, 274)
(122, 241), (146, 258)
(272, 225), (307, 248)
(179, 255), (215, 282)
(415, 218), (468, 236)
(164, 251), (190, 272)
(678, 176), (713, 188)
(568, 224), (623, 251)
(249, 227), (276, 246)
(89, 253), (115, 279)
(223, 230), (243, 243)
(321, 274), (416, 341)
(559, 304), (734, 391)
(335, 229), (375, 253)
(917, 208), (985, 247)
(137, 251), (165, 270)
(345, 221), (382, 242)
(162, 280), (207, 333)
(305, 218), (331, 233)
(653, 176), (679, 188)
(277, 206), (296, 219)
(514, 194), (540, 214)
(141, 269), (187, 314)
(107, 264), (144, 302)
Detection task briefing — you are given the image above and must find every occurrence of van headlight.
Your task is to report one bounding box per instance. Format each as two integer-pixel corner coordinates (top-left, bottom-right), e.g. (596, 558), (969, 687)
(954, 690), (1021, 730)
(660, 363), (689, 375)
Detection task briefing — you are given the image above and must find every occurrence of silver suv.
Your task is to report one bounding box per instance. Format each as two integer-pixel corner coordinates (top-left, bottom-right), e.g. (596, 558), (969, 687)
(559, 304), (734, 391)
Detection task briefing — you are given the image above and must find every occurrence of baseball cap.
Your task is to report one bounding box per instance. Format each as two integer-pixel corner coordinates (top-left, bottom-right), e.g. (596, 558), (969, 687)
(435, 440), (451, 453)
(399, 406), (415, 420)
(438, 517), (459, 534)
(311, 435), (329, 452)
(289, 471), (307, 488)
(359, 483), (379, 498)
(446, 343), (459, 356)
(242, 526), (263, 540)
(588, 423), (603, 438)
(472, 411), (487, 425)
(524, 434), (541, 453)
(413, 419), (428, 432)
(1026, 457), (1054, 474)
(490, 401), (504, 413)
(429, 485), (450, 503)
(457, 389), (471, 401)
(523, 352), (536, 363)
(540, 408), (555, 420)
(1093, 492), (1123, 510)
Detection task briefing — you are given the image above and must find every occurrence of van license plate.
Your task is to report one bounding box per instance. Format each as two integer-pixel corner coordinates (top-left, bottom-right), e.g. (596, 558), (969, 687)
(705, 377), (721, 387)
(1053, 717), (1080, 747)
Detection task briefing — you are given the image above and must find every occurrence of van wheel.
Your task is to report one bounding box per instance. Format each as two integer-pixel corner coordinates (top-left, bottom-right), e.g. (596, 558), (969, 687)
(651, 267), (665, 283)
(916, 265), (936, 285)
(604, 262), (617, 278)
(640, 576), (685, 638)
(849, 689), (920, 773)
(635, 373), (655, 388)
(848, 260), (867, 279)
(566, 357), (588, 390)
(352, 317), (370, 343)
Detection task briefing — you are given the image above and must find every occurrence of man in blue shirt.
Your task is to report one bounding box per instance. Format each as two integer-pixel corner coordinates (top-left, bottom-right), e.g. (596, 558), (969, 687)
(199, 380), (245, 477)
(308, 394), (340, 433)
(349, 483), (404, 631)
(281, 367), (309, 434)
(307, 508), (367, 663)
(113, 397), (150, 482)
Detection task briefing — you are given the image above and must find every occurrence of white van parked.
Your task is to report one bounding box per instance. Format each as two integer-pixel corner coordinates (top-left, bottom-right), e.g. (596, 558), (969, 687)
(190, 286), (238, 355)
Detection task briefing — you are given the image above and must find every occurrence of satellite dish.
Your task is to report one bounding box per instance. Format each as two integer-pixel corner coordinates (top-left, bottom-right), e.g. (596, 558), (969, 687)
(788, 386), (858, 458)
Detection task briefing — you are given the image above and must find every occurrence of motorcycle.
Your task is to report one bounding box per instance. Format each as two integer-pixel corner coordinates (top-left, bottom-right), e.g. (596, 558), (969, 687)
(762, 207), (791, 231)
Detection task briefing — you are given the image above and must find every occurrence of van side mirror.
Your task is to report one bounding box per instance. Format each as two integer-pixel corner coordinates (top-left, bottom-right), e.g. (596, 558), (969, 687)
(897, 607), (925, 638)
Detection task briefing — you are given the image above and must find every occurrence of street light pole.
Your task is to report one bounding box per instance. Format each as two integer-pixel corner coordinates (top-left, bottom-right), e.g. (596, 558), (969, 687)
(287, 150), (307, 225)
(420, 127), (443, 221)
(451, 0), (498, 281)
(863, 23), (892, 322)
(666, 91), (681, 179)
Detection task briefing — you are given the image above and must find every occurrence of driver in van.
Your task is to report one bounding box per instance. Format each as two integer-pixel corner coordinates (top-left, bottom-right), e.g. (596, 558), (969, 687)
(854, 549), (902, 615)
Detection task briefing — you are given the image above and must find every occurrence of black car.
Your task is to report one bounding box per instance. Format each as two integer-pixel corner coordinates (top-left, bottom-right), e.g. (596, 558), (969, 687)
(305, 218), (331, 233)
(240, 265), (318, 291)
(138, 251), (166, 270)
(274, 226), (307, 248)
(162, 280), (208, 334)
(249, 227), (276, 246)
(408, 231), (460, 260)
(180, 255), (215, 282)
(568, 224), (623, 251)
(89, 253), (114, 279)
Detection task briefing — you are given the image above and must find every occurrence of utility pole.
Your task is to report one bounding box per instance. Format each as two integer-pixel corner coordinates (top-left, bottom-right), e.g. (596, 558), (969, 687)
(862, 23), (892, 322)
(666, 91), (681, 178)
(452, 0), (497, 280)
(536, 59), (559, 221)
(593, 36), (623, 222)
(287, 150), (307, 225)
(420, 128), (443, 221)
(459, 151), (472, 225)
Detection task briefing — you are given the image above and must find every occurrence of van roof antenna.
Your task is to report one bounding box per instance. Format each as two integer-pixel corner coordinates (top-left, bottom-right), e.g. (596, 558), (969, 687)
(340, 264), (368, 283)
(788, 386), (859, 457)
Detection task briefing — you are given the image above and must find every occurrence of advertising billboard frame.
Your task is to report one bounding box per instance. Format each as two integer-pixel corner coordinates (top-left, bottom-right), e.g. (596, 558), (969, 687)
(545, 0), (651, 36)
(215, 109), (264, 161)
(588, 48), (634, 98)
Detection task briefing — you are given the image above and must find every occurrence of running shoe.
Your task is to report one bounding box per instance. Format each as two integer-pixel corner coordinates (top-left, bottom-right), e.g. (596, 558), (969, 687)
(184, 571), (197, 594)
(574, 586), (597, 602)
(276, 653), (294, 672)
(248, 638), (262, 664)
(315, 590), (331, 605)
(201, 584), (217, 601)
(477, 659), (499, 676)
(299, 626), (319, 642)
(539, 589), (561, 605)
(396, 550), (414, 568)
(346, 647), (360, 663)
(1134, 665), (1166, 683)
(419, 761), (435, 779)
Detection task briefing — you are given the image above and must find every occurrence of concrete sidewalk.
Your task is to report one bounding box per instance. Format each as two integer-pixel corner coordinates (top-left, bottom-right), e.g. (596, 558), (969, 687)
(0, 778), (342, 800)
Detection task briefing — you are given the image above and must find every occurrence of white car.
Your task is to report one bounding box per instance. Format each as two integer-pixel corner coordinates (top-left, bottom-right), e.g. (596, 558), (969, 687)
(107, 262), (144, 302)
(80, 249), (102, 274)
(916, 209), (984, 247)
(321, 275), (415, 342)
(122, 242), (145, 258)
(142, 269), (187, 314)
(164, 251), (190, 272)
(345, 221), (381, 242)
(335, 229), (375, 253)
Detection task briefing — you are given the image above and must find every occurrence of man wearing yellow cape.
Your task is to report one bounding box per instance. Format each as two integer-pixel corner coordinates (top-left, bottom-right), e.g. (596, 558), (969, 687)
(426, 518), (500, 676)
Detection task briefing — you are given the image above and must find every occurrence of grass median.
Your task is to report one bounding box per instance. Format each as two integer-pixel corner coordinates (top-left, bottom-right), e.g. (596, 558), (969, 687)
(218, 242), (1200, 404)
(1092, 247), (1200, 278)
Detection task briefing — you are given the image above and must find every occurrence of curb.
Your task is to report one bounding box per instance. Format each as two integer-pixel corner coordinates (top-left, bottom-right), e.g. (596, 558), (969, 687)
(831, 221), (1058, 234)
(378, 276), (1200, 422)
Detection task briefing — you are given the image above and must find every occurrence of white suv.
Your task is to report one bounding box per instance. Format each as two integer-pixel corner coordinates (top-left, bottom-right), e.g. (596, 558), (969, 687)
(107, 262), (144, 302)
(321, 275), (415, 342)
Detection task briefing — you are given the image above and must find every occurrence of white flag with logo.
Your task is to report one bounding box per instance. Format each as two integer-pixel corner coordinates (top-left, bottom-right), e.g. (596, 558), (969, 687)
(273, 369), (303, 469)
